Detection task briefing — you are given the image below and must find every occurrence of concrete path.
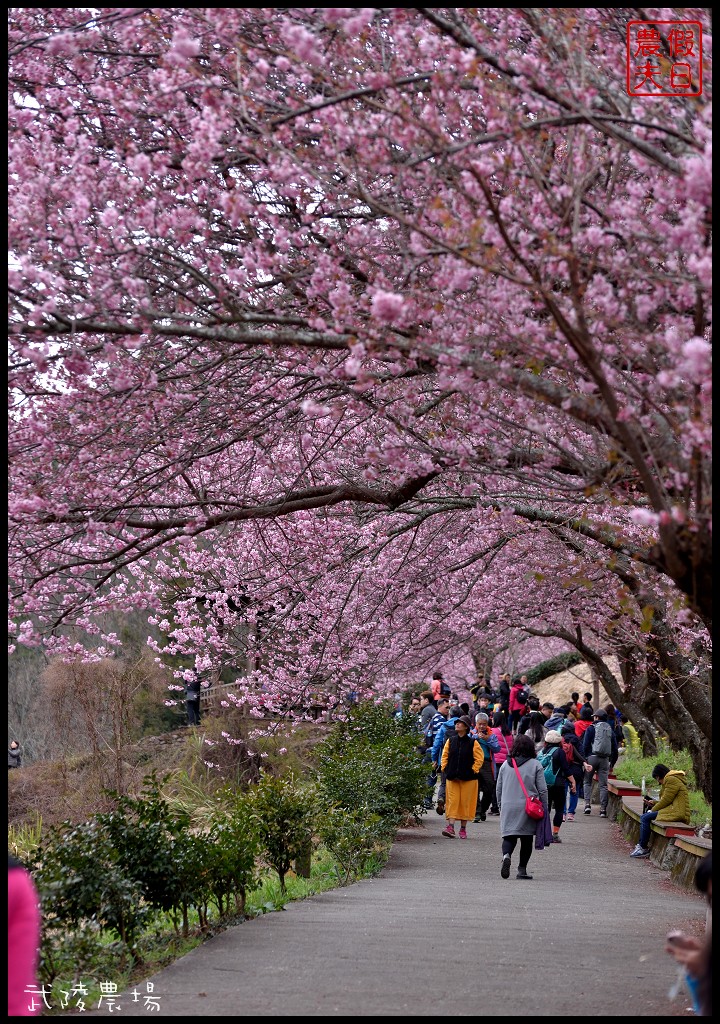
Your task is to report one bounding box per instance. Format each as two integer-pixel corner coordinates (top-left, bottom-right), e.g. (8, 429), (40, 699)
(86, 811), (705, 1017)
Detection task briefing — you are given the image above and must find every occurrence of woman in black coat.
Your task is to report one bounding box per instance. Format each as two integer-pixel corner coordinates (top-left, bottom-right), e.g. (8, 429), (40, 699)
(560, 722), (584, 821)
(537, 730), (576, 843)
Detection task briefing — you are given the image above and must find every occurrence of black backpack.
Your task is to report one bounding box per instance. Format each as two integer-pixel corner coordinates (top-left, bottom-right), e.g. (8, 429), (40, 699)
(439, 681), (451, 696)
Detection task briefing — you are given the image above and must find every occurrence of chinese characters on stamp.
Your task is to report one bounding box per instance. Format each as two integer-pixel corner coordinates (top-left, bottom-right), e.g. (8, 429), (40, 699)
(627, 21), (702, 96)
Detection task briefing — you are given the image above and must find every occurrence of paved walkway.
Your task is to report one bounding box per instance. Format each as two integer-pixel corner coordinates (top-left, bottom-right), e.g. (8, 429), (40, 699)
(86, 811), (705, 1017)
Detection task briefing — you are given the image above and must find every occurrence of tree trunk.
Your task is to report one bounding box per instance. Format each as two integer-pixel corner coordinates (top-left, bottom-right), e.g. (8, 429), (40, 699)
(293, 839), (312, 879)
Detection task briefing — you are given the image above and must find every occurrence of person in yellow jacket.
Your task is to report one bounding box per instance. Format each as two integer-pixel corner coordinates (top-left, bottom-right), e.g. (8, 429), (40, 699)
(630, 763), (691, 858)
(440, 716), (483, 839)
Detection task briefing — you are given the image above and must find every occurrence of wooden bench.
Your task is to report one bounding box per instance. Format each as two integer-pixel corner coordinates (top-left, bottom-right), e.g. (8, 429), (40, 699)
(608, 779), (643, 798)
(669, 834), (712, 889)
(674, 834), (712, 855)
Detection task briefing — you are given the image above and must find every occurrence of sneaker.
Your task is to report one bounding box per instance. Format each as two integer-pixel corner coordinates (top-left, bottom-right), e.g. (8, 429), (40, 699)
(552, 834), (562, 843)
(630, 846), (650, 858)
(489, 809), (500, 816)
(584, 806), (591, 815)
(599, 810), (607, 818)
(501, 854), (511, 879)
(422, 797), (433, 810)
(458, 828), (467, 839)
(441, 825), (456, 838)
(566, 813), (575, 822)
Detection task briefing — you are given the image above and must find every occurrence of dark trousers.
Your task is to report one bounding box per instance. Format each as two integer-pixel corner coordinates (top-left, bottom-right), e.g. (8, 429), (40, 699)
(476, 765), (495, 816)
(548, 783), (566, 828)
(502, 835), (533, 868)
(639, 811), (658, 848)
(186, 699), (201, 726)
(422, 749), (437, 795)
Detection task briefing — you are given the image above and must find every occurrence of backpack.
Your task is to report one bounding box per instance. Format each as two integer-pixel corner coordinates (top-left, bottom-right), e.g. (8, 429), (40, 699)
(591, 721), (613, 757)
(515, 690), (528, 706)
(439, 681), (452, 696)
(424, 713), (445, 749)
(537, 747), (559, 785)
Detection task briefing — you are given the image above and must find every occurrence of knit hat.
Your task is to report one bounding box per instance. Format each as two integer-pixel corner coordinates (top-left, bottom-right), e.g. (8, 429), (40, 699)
(593, 709), (608, 721)
(579, 707), (593, 721)
(544, 730), (563, 744)
(457, 715), (473, 729)
(561, 722), (576, 736)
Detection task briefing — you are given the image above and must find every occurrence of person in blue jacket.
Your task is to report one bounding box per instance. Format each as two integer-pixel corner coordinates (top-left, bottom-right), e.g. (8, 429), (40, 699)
(431, 705), (464, 814)
(471, 712), (500, 821)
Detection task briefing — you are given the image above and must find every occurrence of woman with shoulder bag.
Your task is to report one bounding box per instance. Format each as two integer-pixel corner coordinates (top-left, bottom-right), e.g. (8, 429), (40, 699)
(495, 733), (548, 880)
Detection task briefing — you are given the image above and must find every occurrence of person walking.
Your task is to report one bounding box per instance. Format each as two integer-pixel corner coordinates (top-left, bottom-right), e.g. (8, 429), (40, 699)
(560, 722), (584, 821)
(580, 708), (618, 817)
(489, 710), (513, 814)
(619, 713), (641, 754)
(440, 715), (483, 839)
(185, 673), (202, 726)
(630, 762), (691, 858)
(495, 733), (548, 879)
(419, 693), (444, 809)
(574, 705), (593, 741)
(537, 730), (576, 843)
(519, 699), (554, 749)
(419, 691), (437, 732)
(430, 671), (451, 703)
(544, 704), (570, 733)
(471, 712), (500, 821)
(8, 740), (22, 770)
(508, 677), (527, 735)
(497, 673), (512, 719)
(421, 696), (450, 806)
(430, 702), (462, 814)
(518, 695), (540, 740)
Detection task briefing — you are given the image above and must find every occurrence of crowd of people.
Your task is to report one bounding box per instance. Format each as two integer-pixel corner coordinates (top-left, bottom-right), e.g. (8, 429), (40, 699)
(404, 673), (693, 875)
(403, 672), (708, 1014)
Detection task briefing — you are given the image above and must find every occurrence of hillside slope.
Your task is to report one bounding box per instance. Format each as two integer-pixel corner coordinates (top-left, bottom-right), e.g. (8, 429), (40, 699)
(532, 656), (620, 710)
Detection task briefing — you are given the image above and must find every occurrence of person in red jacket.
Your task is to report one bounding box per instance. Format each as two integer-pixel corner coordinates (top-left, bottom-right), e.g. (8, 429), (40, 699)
(508, 677), (528, 735)
(574, 706), (593, 740)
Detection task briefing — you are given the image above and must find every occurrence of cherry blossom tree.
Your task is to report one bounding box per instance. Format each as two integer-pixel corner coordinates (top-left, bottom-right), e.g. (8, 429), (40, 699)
(8, 8), (712, 773)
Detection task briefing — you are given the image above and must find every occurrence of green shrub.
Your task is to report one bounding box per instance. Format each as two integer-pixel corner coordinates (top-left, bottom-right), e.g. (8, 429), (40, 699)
(249, 772), (319, 892)
(523, 651), (584, 687)
(206, 791), (262, 916)
(33, 819), (152, 951)
(315, 700), (428, 827)
(318, 807), (389, 885)
(97, 776), (196, 922)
